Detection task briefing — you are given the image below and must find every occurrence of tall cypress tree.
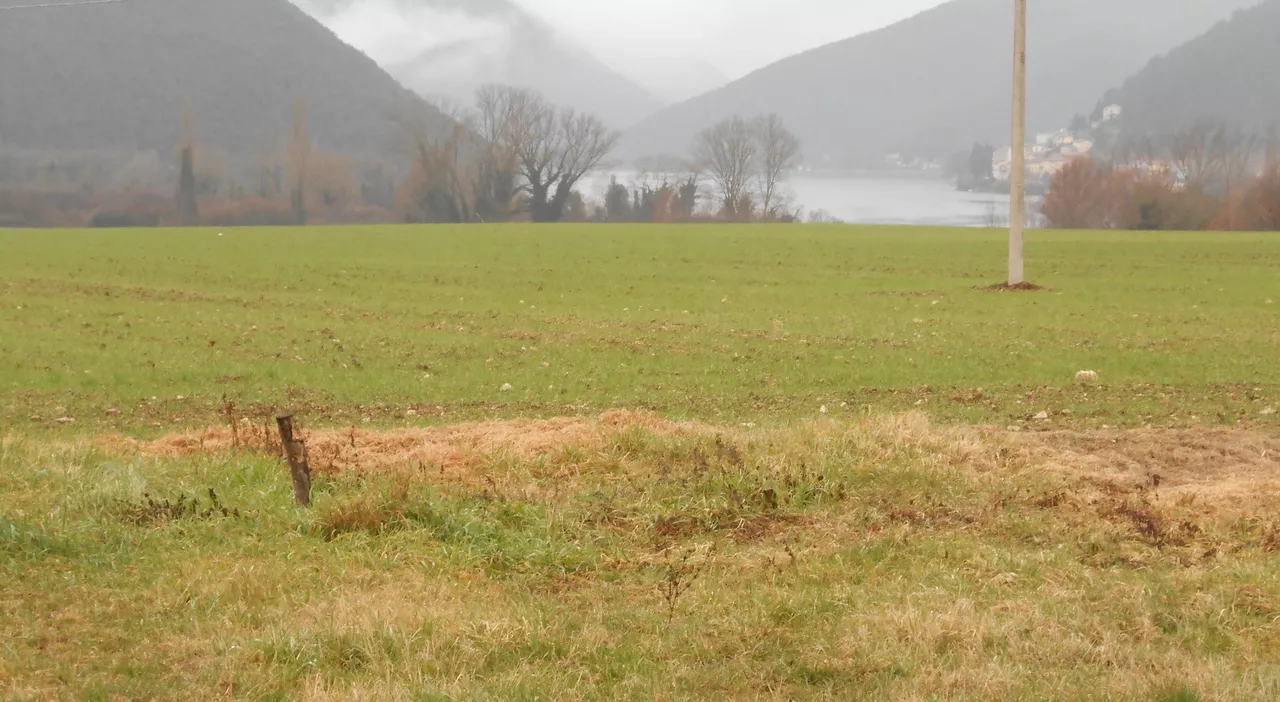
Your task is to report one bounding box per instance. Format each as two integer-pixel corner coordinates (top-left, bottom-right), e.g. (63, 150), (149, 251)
(176, 145), (198, 226)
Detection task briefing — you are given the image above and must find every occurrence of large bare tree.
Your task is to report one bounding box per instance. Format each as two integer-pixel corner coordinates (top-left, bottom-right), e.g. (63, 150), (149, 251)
(476, 85), (618, 223)
(693, 114), (802, 221)
(693, 116), (758, 220)
(753, 114), (801, 219)
(1171, 121), (1258, 195)
(395, 95), (522, 223)
(397, 108), (475, 223)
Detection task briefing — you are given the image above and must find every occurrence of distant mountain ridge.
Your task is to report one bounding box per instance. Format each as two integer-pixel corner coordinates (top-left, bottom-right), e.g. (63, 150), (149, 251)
(0, 0), (446, 159)
(293, 0), (663, 128)
(1101, 0), (1280, 140)
(621, 0), (1261, 166)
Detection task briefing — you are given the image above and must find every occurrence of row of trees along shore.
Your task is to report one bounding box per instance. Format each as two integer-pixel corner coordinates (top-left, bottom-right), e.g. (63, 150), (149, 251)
(10, 87), (1276, 232)
(0, 85), (820, 228)
(1042, 122), (1280, 231)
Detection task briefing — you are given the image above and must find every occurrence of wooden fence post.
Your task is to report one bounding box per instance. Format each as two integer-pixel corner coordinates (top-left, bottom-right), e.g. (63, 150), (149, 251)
(275, 414), (312, 507)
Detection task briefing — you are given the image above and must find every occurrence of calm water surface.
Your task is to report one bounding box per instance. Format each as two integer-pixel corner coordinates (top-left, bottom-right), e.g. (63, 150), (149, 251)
(587, 170), (1037, 227)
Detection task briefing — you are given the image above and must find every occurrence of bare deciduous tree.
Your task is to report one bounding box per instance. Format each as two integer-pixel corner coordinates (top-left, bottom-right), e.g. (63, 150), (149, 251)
(394, 97), (520, 224)
(694, 114), (802, 221)
(476, 85), (618, 223)
(1219, 130), (1259, 195)
(753, 114), (801, 219)
(1171, 121), (1258, 195)
(192, 146), (230, 197)
(397, 104), (476, 223)
(693, 116), (758, 220)
(634, 155), (702, 219)
(309, 151), (356, 212)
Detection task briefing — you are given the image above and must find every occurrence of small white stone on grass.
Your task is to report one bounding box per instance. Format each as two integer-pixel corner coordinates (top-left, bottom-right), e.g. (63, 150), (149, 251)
(1076, 370), (1099, 383)
(819, 405), (828, 414)
(1033, 411), (1050, 421)
(500, 383), (513, 392)
(55, 417), (75, 424)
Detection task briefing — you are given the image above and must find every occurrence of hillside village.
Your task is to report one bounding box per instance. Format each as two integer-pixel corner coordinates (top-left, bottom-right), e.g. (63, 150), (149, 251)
(992, 104), (1118, 183)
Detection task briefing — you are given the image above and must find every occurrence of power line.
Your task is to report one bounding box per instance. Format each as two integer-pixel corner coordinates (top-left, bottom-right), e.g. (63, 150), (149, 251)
(0, 0), (129, 10)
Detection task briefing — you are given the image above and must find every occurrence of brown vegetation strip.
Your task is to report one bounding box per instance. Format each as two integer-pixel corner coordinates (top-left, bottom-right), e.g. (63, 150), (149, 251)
(1021, 427), (1280, 512)
(98, 413), (1280, 510)
(99, 410), (702, 482)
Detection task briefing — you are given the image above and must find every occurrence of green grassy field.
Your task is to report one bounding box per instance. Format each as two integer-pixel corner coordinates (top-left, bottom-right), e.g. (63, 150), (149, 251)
(3, 225), (1280, 700)
(3, 225), (1279, 432)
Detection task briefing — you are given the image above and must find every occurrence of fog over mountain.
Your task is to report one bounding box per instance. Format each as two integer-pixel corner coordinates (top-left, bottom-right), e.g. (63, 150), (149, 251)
(292, 1), (958, 117)
(621, 0), (1262, 166)
(292, 0), (665, 128)
(622, 57), (729, 106)
(0, 0), (446, 159)
(521, 0), (945, 81)
(1102, 0), (1280, 141)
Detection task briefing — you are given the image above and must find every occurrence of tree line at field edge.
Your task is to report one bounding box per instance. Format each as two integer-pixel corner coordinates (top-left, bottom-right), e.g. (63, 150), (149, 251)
(0, 85), (835, 229)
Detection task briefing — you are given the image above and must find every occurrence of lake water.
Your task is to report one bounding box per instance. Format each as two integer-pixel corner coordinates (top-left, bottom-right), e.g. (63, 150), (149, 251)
(585, 171), (1037, 227)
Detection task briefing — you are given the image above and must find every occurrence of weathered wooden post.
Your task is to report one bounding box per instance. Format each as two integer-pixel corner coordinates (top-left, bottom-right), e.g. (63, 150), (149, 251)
(275, 414), (312, 507)
(1008, 0), (1028, 285)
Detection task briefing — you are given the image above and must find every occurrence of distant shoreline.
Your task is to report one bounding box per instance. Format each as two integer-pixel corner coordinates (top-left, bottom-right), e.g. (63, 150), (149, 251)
(794, 168), (947, 181)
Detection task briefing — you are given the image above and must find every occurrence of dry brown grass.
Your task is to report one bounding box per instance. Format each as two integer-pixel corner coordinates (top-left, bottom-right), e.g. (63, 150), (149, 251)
(102, 410), (699, 482)
(21, 413), (1275, 699)
(1023, 427), (1280, 511)
(105, 413), (1280, 515)
(99, 413), (1280, 570)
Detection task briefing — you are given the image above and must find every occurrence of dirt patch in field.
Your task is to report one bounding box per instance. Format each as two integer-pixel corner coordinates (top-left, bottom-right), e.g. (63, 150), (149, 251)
(99, 414), (1280, 511)
(1019, 428), (1280, 512)
(981, 282), (1046, 292)
(102, 410), (702, 482)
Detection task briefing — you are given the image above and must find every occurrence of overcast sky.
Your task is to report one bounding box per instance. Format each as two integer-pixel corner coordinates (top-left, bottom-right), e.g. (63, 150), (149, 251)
(512, 0), (948, 78)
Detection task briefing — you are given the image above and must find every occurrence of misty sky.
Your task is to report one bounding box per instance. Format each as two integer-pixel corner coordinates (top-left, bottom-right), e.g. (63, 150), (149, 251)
(514, 0), (947, 78)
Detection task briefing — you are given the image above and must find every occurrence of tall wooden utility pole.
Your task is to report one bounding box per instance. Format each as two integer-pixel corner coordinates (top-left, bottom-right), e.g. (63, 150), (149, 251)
(1008, 0), (1027, 285)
